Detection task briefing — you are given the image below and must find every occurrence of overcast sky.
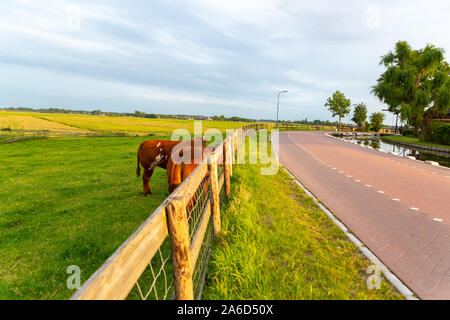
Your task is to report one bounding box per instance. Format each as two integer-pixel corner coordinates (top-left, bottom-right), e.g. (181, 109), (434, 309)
(1, 0), (449, 123)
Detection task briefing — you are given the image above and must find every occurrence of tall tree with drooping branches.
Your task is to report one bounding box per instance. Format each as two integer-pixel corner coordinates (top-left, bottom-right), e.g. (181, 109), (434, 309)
(324, 90), (351, 129)
(372, 40), (450, 140)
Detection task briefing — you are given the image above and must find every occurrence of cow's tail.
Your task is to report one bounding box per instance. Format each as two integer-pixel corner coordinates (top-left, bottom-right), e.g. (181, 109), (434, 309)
(136, 153), (141, 177)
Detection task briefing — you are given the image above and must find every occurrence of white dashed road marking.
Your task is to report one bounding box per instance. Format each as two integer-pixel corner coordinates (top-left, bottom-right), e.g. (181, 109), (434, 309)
(433, 218), (443, 222)
(410, 208), (419, 211)
(392, 198), (400, 201)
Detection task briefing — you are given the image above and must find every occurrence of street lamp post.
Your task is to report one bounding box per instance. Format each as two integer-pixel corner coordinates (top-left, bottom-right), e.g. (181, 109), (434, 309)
(350, 103), (358, 127)
(382, 108), (399, 134)
(394, 112), (399, 134)
(276, 90), (288, 129)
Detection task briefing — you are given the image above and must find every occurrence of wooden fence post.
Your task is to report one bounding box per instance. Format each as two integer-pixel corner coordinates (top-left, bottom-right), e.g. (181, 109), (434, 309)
(208, 155), (221, 236)
(166, 196), (194, 300)
(223, 141), (231, 197)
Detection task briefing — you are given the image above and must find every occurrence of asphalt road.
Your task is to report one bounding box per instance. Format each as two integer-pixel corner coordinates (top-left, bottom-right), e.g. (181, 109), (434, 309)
(276, 131), (450, 300)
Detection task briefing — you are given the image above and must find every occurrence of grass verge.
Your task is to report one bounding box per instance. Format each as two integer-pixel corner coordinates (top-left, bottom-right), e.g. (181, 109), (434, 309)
(383, 135), (450, 149)
(0, 111), (250, 135)
(202, 139), (403, 300)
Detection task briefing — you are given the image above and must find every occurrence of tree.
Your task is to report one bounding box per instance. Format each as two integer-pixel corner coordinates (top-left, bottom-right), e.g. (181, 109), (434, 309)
(134, 110), (146, 118)
(324, 90), (351, 129)
(372, 40), (450, 140)
(370, 112), (385, 132)
(351, 103), (368, 129)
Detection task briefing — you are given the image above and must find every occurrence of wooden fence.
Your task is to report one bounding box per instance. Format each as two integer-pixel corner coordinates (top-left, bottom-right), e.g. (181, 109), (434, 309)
(71, 124), (264, 300)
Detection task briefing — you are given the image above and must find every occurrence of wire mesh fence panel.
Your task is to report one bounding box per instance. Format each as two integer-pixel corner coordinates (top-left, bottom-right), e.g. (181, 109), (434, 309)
(187, 174), (211, 242)
(193, 219), (213, 299)
(126, 237), (174, 300)
(217, 163), (224, 178)
(219, 177), (226, 204)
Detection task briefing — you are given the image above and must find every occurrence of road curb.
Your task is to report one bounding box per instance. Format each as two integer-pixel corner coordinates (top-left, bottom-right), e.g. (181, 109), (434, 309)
(271, 133), (418, 300)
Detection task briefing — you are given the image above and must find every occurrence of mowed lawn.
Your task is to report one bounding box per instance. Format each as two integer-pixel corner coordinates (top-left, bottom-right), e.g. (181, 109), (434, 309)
(0, 136), (172, 299)
(0, 111), (249, 135)
(203, 139), (403, 299)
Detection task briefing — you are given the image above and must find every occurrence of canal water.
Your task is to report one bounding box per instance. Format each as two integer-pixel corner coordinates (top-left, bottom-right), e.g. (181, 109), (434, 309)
(338, 136), (450, 168)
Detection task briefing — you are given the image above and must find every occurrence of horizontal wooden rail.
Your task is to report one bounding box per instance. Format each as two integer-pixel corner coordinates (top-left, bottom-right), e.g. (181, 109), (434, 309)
(190, 199), (211, 267)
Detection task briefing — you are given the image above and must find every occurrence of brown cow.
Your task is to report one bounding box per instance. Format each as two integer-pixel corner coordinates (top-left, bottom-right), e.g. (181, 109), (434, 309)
(166, 140), (215, 216)
(166, 140), (214, 193)
(136, 138), (206, 195)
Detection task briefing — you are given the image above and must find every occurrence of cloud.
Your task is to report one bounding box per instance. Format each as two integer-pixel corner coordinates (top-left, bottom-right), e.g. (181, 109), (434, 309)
(366, 5), (382, 31)
(0, 0), (449, 123)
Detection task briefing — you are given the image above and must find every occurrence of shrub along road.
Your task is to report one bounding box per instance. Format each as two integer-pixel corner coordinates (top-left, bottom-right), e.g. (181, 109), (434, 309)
(276, 131), (450, 299)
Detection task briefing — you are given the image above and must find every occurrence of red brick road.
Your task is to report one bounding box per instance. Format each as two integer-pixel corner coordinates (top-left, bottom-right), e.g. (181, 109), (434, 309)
(277, 131), (450, 299)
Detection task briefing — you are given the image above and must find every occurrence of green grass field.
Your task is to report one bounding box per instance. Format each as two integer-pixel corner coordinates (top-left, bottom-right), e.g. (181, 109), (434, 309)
(202, 139), (402, 299)
(0, 135), (172, 299)
(0, 111), (249, 136)
(383, 135), (450, 149)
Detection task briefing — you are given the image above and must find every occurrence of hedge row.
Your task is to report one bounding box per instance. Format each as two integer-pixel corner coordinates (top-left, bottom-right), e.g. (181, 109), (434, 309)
(427, 121), (450, 146)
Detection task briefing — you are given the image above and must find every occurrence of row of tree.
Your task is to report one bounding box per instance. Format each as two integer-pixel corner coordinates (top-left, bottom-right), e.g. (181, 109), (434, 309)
(324, 90), (385, 132)
(323, 41), (450, 138)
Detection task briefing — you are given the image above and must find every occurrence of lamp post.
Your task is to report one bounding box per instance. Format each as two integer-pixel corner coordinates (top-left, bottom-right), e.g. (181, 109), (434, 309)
(276, 90), (288, 129)
(394, 112), (399, 134)
(382, 108), (399, 134)
(350, 103), (358, 127)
